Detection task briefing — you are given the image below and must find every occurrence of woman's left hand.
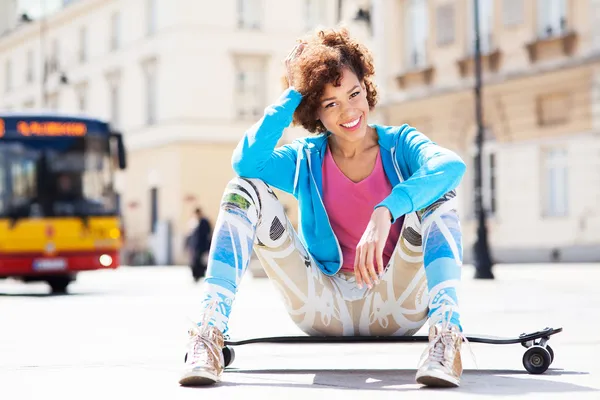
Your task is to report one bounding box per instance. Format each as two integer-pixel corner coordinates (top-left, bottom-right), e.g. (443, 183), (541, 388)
(354, 207), (392, 289)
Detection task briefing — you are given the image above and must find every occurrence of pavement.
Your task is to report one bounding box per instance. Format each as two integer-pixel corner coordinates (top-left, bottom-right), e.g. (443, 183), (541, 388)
(1, 263), (599, 399)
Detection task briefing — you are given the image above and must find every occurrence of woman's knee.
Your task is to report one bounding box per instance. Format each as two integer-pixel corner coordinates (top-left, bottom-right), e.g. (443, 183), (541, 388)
(220, 177), (268, 216)
(419, 190), (458, 220)
(222, 177), (287, 233)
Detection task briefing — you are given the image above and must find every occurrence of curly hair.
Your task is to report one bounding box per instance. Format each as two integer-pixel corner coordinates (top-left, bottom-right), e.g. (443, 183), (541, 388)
(282, 27), (378, 134)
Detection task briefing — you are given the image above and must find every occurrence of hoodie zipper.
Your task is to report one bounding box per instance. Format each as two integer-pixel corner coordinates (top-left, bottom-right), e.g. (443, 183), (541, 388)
(390, 145), (404, 183)
(305, 148), (343, 275)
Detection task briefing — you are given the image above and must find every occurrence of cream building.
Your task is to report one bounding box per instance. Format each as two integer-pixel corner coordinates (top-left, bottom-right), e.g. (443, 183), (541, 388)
(371, 0), (600, 262)
(4, 0), (595, 266)
(0, 0), (356, 265)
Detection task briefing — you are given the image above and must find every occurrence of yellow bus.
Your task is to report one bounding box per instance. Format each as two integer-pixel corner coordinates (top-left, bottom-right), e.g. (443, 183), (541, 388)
(0, 113), (126, 294)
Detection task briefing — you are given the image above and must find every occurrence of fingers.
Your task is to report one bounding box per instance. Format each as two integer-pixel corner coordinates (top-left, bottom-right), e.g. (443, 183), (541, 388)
(355, 243), (381, 290)
(285, 43), (305, 63)
(355, 245), (371, 289)
(285, 45), (299, 62)
(365, 244), (379, 286)
(376, 245), (384, 276)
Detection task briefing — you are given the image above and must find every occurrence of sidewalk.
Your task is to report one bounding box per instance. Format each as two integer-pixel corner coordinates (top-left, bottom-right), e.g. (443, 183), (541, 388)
(1, 263), (598, 399)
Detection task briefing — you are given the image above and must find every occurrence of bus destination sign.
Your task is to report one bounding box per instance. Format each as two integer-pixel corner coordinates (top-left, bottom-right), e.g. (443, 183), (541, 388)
(16, 121), (87, 137)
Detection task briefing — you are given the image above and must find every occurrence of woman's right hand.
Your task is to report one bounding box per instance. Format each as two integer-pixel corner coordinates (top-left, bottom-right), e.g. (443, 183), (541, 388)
(284, 42), (305, 88)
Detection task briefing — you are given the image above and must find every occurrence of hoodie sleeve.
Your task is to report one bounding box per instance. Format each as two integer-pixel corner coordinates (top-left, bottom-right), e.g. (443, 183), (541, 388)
(231, 88), (303, 195)
(375, 125), (466, 222)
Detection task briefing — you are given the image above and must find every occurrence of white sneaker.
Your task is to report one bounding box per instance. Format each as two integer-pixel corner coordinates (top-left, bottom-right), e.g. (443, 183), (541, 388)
(416, 322), (464, 387)
(179, 323), (225, 386)
(179, 301), (226, 387)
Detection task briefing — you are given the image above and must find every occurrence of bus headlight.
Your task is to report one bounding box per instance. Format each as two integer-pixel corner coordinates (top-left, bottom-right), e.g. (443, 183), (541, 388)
(99, 254), (113, 267)
(109, 228), (121, 239)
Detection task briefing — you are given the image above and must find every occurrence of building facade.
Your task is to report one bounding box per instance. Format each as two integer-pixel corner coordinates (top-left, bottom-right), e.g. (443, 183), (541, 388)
(0, 0), (345, 265)
(4, 0), (596, 265)
(372, 0), (600, 262)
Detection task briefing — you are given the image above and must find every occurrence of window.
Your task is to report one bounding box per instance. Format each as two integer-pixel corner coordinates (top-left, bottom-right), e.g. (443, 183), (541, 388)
(0, 143), (40, 217)
(542, 148), (568, 217)
(467, 134), (497, 218)
(0, 152), (4, 215)
(405, 0), (428, 69)
(109, 82), (120, 129)
(106, 70), (121, 128)
(503, 0), (523, 26)
(46, 39), (60, 75)
(26, 50), (34, 83)
(143, 63), (157, 125)
(79, 26), (87, 62)
(537, 0), (566, 38)
(238, 0), (262, 30)
(305, 0), (324, 30)
(537, 92), (571, 126)
(116, 192), (121, 216)
(110, 12), (121, 51)
(11, 159), (37, 199)
(147, 0), (157, 35)
(49, 39), (59, 73)
(4, 59), (12, 92)
(76, 83), (88, 112)
(436, 4), (455, 46)
(234, 56), (266, 119)
(471, 147), (497, 216)
(469, 0), (493, 54)
(78, 90), (86, 112)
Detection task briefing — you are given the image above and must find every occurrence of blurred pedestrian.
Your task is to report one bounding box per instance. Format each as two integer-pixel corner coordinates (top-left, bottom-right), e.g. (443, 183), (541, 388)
(188, 208), (212, 282)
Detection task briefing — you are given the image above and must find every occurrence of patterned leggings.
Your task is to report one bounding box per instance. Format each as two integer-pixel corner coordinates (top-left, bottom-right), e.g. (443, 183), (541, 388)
(198, 177), (463, 336)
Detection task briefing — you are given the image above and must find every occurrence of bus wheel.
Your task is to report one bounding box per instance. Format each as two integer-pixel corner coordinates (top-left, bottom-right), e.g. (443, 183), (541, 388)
(47, 276), (72, 295)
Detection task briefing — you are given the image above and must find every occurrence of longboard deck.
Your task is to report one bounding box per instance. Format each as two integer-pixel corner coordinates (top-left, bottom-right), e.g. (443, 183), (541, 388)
(225, 327), (562, 346)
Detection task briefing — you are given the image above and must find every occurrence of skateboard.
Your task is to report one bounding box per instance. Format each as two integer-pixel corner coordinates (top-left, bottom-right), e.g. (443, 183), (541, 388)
(223, 326), (562, 374)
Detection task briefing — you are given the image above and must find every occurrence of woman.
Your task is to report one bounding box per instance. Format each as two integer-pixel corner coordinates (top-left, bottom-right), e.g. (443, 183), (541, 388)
(179, 27), (467, 388)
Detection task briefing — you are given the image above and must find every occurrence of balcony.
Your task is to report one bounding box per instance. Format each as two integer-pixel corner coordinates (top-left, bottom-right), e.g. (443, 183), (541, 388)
(526, 20), (578, 63)
(456, 48), (503, 78)
(456, 34), (502, 77)
(396, 51), (435, 90)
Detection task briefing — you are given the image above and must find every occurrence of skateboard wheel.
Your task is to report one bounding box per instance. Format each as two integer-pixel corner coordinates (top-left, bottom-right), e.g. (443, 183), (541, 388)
(523, 345), (551, 374)
(546, 345), (554, 364)
(223, 346), (235, 367)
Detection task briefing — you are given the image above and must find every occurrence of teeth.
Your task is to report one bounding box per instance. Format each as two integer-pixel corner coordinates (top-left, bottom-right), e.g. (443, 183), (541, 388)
(341, 117), (360, 128)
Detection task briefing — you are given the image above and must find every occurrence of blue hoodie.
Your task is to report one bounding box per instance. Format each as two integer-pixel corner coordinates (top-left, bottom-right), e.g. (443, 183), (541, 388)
(232, 88), (466, 276)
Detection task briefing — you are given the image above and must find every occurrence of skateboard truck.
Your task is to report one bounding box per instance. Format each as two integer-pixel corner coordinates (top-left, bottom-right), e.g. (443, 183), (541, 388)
(518, 327), (556, 374)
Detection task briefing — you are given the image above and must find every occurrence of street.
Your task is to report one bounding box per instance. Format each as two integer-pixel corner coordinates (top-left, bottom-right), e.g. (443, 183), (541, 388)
(1, 263), (599, 399)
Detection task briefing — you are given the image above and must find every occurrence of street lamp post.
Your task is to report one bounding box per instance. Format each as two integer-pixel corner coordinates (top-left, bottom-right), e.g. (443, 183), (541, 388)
(472, 0), (494, 279)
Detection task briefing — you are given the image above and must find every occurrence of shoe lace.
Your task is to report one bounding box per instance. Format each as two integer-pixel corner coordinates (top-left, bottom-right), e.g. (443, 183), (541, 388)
(419, 305), (478, 369)
(188, 299), (223, 365)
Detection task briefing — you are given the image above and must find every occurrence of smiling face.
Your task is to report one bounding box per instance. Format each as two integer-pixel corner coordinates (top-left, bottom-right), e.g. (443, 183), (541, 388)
(316, 67), (371, 143)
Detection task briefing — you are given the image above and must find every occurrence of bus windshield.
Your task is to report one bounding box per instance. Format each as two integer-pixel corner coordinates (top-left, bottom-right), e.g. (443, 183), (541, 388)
(0, 135), (117, 218)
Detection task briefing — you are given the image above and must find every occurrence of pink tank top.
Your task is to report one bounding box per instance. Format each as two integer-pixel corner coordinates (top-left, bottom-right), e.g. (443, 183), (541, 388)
(322, 144), (404, 273)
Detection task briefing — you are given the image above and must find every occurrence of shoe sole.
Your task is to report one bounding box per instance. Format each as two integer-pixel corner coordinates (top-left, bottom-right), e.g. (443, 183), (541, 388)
(179, 370), (220, 387)
(416, 370), (460, 388)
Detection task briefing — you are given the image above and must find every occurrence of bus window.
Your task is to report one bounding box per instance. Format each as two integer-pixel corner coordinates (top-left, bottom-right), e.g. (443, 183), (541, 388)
(3, 144), (40, 217)
(0, 151), (5, 215)
(11, 160), (37, 199)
